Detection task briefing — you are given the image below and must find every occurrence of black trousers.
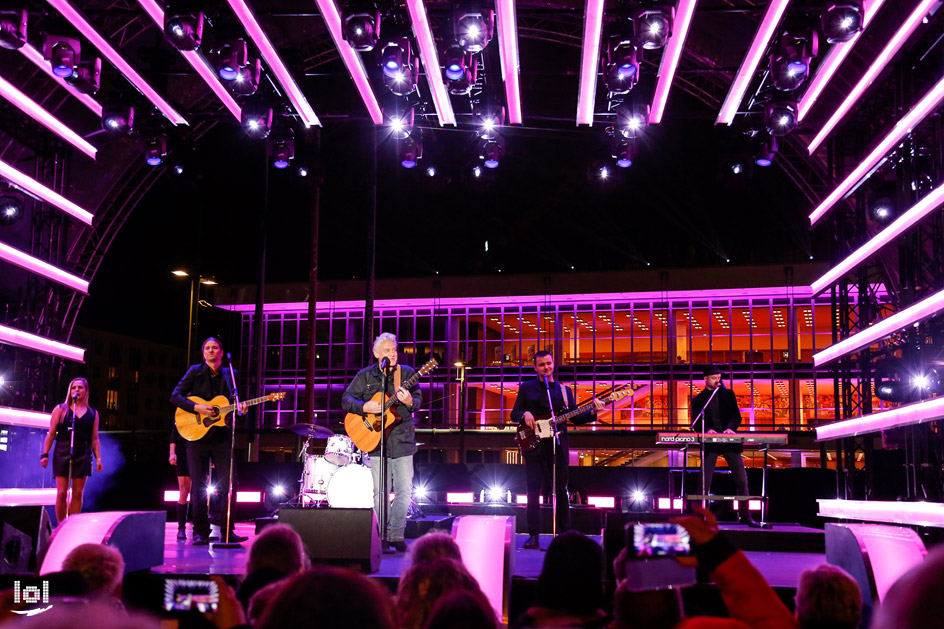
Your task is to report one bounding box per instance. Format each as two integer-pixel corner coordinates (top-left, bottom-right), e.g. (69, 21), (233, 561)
(702, 449), (750, 517)
(187, 430), (234, 537)
(524, 436), (570, 536)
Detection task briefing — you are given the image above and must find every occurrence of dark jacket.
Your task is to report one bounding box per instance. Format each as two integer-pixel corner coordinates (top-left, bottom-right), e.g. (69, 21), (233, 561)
(691, 385), (743, 453)
(510, 378), (596, 453)
(170, 363), (239, 439)
(342, 363), (421, 459)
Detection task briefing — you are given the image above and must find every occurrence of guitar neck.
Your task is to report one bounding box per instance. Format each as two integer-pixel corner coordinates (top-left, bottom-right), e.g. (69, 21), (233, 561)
(380, 371), (423, 412)
(216, 394), (273, 416)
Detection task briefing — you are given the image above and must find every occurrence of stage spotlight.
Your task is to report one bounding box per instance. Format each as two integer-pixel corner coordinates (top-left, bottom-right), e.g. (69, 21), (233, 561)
(770, 32), (817, 91)
(478, 135), (505, 169)
(478, 111), (503, 139)
(207, 483), (218, 496)
(241, 104), (273, 139)
(456, 11), (494, 53)
(270, 484), (285, 497)
(214, 39), (247, 81)
(613, 140), (634, 168)
(617, 105), (649, 139)
(472, 165), (483, 178)
(68, 58), (102, 95)
(414, 485), (429, 499)
(144, 137), (166, 166)
(632, 489), (646, 502)
(233, 58), (261, 96)
(173, 164), (185, 175)
(764, 100), (798, 136)
(486, 486), (506, 501)
(385, 107), (414, 139)
(101, 103), (134, 135)
(268, 133), (294, 169)
(297, 166), (309, 177)
(604, 39), (638, 95)
(342, 11), (380, 51)
(754, 136), (777, 167)
(44, 36), (81, 78)
(399, 135), (422, 168)
(164, 5), (203, 51)
(443, 43), (475, 95)
(0, 190), (24, 226)
(822, 2), (863, 44)
(381, 39), (418, 96)
(871, 196), (893, 221)
(0, 10), (27, 50)
(635, 6), (674, 50)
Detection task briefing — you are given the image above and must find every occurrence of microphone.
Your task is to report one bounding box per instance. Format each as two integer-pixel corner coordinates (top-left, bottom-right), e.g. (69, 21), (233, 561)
(542, 375), (550, 389)
(72, 392), (79, 401)
(380, 357), (391, 371)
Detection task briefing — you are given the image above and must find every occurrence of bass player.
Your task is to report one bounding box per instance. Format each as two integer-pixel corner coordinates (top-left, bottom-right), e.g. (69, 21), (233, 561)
(511, 350), (604, 549)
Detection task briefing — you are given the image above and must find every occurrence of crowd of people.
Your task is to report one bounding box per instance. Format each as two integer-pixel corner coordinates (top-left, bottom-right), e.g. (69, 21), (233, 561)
(1, 511), (941, 629)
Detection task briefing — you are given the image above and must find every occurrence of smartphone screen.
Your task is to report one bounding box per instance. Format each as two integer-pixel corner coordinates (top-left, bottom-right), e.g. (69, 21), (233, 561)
(632, 523), (692, 557)
(163, 578), (219, 613)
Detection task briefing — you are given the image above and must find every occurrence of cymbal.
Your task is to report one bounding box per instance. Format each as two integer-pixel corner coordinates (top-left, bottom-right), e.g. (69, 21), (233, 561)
(287, 423), (335, 439)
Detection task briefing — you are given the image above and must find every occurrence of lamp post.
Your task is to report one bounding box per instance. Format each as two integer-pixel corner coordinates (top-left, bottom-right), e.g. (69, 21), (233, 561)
(172, 270), (217, 364)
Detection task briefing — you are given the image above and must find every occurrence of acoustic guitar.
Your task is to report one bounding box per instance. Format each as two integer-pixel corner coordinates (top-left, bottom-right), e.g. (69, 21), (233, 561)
(344, 359), (438, 452)
(175, 392), (285, 441)
(514, 386), (634, 454)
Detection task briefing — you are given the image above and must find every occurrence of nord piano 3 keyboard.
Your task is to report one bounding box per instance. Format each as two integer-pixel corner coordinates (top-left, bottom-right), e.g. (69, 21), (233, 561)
(656, 432), (788, 445)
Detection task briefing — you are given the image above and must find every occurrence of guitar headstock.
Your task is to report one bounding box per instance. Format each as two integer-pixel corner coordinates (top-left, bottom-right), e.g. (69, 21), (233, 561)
(269, 392), (287, 402)
(418, 359), (439, 375)
(609, 387), (634, 402)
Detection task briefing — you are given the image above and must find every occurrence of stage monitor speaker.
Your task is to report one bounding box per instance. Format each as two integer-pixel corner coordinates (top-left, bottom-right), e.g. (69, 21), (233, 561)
(0, 506), (52, 574)
(279, 508), (381, 573)
(40, 511), (165, 575)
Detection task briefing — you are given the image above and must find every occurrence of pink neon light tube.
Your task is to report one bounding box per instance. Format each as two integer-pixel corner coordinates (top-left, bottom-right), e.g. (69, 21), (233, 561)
(812, 183), (944, 295)
(576, 0), (605, 126)
(496, 0), (522, 125)
(816, 396), (944, 440)
(716, 0), (790, 125)
(406, 0), (457, 126)
(0, 74), (97, 159)
(807, 0), (937, 154)
(0, 322), (85, 362)
(313, 0), (383, 124)
(18, 43), (102, 117)
(226, 0), (321, 127)
(0, 240), (89, 293)
(137, 0), (241, 121)
(809, 73), (944, 226)
(797, 0), (886, 122)
(813, 286), (944, 367)
(818, 499), (944, 528)
(0, 407), (50, 430)
(650, 0), (698, 124)
(46, 0), (187, 126)
(0, 159), (93, 225)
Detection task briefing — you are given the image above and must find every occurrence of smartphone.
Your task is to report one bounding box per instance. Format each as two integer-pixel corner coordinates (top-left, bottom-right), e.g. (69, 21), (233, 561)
(163, 578), (219, 613)
(631, 522), (692, 558)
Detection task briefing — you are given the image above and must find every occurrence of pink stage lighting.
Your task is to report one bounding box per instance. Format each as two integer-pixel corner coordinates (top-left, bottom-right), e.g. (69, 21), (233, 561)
(0, 240), (89, 293)
(225, 0), (320, 127)
(0, 322), (85, 362)
(18, 43), (102, 116)
(649, 0), (698, 124)
(812, 183), (944, 295)
(313, 0), (382, 124)
(138, 0), (241, 121)
(495, 0), (522, 124)
(576, 0), (605, 126)
(446, 492), (475, 504)
(0, 73), (97, 159)
(164, 490), (181, 502)
(819, 499), (944, 528)
(587, 496), (615, 509)
(813, 286), (944, 367)
(46, 0), (187, 126)
(797, 0), (886, 122)
(406, 0), (457, 126)
(0, 488), (57, 507)
(816, 395), (944, 440)
(0, 407), (50, 430)
(0, 159), (93, 225)
(716, 0), (790, 125)
(807, 0), (937, 154)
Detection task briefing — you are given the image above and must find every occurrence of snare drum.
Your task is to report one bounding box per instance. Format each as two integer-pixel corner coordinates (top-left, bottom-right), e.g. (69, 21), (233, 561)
(302, 455), (338, 496)
(327, 464), (374, 509)
(324, 435), (355, 466)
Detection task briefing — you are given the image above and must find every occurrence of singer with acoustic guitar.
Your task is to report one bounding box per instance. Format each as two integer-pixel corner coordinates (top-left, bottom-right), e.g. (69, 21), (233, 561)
(170, 337), (248, 545)
(341, 332), (421, 554)
(511, 351), (604, 550)
(40, 377), (102, 524)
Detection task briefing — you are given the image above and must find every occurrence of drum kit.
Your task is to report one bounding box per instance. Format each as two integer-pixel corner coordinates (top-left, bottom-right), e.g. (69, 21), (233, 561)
(290, 423), (373, 509)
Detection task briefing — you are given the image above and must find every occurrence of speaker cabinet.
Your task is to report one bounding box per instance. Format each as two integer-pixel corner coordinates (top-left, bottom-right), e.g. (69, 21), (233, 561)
(0, 506), (52, 574)
(279, 508), (381, 573)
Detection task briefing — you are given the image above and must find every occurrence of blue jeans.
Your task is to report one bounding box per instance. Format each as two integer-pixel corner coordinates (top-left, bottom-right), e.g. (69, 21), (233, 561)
(371, 454), (413, 542)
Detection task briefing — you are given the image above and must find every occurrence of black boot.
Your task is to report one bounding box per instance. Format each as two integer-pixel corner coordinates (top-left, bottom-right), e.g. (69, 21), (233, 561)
(176, 503), (188, 540)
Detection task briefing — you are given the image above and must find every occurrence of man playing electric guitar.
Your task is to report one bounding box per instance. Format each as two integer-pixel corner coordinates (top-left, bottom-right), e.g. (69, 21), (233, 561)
(170, 337), (248, 545)
(511, 350), (605, 550)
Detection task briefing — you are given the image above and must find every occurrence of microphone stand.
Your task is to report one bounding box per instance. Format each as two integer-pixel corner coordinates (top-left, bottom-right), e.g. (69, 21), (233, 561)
(378, 360), (390, 545)
(542, 376), (559, 539)
(65, 395), (77, 519)
(214, 357), (243, 548)
(691, 385), (722, 511)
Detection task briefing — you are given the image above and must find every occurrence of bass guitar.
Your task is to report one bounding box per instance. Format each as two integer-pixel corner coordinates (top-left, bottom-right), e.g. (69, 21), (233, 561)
(515, 386), (634, 454)
(175, 392), (286, 442)
(344, 359), (438, 452)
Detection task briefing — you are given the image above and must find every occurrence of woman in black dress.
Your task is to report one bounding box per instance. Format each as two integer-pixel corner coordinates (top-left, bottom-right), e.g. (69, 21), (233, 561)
(40, 377), (103, 523)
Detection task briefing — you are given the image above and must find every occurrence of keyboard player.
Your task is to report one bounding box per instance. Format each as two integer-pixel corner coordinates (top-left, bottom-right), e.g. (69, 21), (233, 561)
(691, 366), (759, 527)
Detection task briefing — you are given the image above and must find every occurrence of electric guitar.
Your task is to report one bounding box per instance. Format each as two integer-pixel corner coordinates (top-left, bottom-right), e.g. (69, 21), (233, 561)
(175, 392), (285, 441)
(344, 359), (438, 452)
(514, 387), (634, 454)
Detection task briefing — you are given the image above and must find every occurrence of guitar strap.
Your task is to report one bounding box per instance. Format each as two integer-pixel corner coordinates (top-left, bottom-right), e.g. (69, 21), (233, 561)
(559, 382), (571, 408)
(394, 365), (402, 391)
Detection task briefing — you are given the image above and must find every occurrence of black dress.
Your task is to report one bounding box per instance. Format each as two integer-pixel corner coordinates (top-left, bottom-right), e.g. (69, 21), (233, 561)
(52, 405), (96, 478)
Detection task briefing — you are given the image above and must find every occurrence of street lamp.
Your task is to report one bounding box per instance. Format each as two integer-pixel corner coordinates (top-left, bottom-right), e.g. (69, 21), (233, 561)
(172, 270), (217, 365)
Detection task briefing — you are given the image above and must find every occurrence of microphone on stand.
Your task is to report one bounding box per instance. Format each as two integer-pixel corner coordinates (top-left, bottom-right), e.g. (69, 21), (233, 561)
(542, 375), (550, 389)
(380, 357), (391, 371)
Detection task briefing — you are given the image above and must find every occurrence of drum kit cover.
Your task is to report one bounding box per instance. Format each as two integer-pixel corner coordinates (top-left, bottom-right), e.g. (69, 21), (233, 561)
(290, 423), (373, 509)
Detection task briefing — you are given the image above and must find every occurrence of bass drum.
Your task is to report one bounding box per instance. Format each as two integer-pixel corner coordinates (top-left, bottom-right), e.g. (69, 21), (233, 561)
(326, 464), (374, 509)
(302, 455), (338, 497)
